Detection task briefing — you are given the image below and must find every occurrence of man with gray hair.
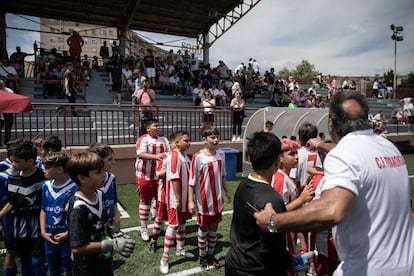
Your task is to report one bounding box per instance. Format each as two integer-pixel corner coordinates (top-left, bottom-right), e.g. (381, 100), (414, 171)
(254, 90), (414, 275)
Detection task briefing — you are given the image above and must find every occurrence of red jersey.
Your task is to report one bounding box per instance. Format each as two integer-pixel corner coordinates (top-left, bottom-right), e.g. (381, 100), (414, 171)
(135, 134), (169, 181)
(271, 169), (297, 205)
(166, 149), (190, 212)
(189, 149), (226, 216)
(271, 169), (298, 254)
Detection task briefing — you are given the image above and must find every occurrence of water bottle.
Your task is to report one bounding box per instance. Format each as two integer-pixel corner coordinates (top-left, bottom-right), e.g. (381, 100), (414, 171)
(291, 250), (318, 273)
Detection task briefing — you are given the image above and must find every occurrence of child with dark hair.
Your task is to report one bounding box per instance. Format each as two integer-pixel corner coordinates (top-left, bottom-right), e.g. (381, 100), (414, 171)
(39, 136), (62, 157)
(189, 127), (231, 270)
(149, 132), (176, 253)
(88, 143), (121, 230)
(67, 152), (135, 276)
(225, 131), (291, 275)
(159, 131), (194, 273)
(40, 152), (78, 276)
(135, 119), (169, 242)
(0, 139), (47, 275)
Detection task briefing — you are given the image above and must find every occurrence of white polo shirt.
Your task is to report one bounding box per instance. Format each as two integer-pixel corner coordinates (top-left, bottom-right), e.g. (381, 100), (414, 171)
(321, 129), (414, 275)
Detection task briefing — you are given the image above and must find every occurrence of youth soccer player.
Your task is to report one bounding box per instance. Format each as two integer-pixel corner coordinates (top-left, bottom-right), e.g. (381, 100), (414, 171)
(0, 141), (18, 276)
(159, 131), (194, 274)
(135, 119), (169, 241)
(225, 131), (292, 275)
(40, 152), (78, 276)
(0, 139), (47, 275)
(89, 143), (121, 230)
(149, 133), (176, 253)
(295, 122), (322, 187)
(188, 127), (232, 270)
(67, 152), (135, 276)
(271, 138), (315, 254)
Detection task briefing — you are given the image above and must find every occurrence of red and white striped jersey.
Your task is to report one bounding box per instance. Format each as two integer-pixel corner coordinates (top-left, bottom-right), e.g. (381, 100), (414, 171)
(271, 169), (298, 254)
(135, 134), (170, 181)
(156, 152), (169, 203)
(271, 169), (298, 205)
(166, 149), (190, 211)
(189, 149), (226, 216)
(295, 146), (322, 187)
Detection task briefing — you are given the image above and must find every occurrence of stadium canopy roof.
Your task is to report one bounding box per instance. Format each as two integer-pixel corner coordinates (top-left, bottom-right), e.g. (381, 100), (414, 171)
(4, 0), (261, 47)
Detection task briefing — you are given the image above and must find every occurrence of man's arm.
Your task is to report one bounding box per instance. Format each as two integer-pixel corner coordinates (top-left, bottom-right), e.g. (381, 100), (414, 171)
(254, 186), (355, 233)
(0, 202), (13, 220)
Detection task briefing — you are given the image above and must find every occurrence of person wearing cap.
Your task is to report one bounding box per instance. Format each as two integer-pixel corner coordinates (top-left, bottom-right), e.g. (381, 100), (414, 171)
(131, 69), (147, 105)
(66, 31), (84, 61)
(64, 62), (78, 116)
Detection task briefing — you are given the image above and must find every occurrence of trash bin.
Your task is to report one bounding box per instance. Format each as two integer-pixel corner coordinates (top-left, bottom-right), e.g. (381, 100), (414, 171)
(220, 147), (240, 181)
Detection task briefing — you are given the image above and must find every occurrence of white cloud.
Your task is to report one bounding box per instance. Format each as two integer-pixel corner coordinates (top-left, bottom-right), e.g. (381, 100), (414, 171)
(5, 0), (413, 76)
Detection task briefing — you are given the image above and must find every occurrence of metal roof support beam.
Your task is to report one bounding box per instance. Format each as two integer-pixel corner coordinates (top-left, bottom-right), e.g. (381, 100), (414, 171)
(118, 0), (143, 58)
(197, 0), (261, 50)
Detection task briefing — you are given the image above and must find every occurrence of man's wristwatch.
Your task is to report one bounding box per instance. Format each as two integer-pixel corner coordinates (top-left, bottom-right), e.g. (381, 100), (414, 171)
(267, 213), (279, 233)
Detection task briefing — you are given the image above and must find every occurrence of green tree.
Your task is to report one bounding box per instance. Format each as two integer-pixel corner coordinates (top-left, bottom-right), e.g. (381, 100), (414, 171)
(400, 72), (414, 88)
(292, 60), (319, 80)
(278, 67), (292, 79)
(382, 69), (394, 86)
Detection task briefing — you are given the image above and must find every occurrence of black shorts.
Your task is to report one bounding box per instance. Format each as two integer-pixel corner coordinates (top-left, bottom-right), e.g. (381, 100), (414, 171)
(15, 237), (45, 258)
(203, 113), (214, 123)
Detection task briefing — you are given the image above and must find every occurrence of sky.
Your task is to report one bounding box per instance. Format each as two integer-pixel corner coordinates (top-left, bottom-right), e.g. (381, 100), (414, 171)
(5, 0), (414, 76)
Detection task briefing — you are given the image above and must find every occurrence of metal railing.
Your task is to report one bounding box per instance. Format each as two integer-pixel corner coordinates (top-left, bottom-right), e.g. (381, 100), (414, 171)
(8, 103), (248, 147)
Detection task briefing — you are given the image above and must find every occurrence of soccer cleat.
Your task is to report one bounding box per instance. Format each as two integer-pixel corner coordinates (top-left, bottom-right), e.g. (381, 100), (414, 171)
(160, 259), (169, 274)
(199, 256), (209, 271)
(207, 254), (221, 268)
(141, 230), (150, 242)
(149, 241), (157, 253)
(175, 249), (195, 258)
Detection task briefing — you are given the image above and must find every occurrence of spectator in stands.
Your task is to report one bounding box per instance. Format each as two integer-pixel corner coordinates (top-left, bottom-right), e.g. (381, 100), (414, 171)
(372, 78), (379, 98)
(108, 61), (123, 105)
(122, 63), (134, 99)
(136, 79), (155, 121)
(0, 54), (20, 93)
(43, 70), (57, 98)
(100, 41), (110, 67)
(111, 41), (121, 62)
(53, 64), (65, 99)
(169, 71), (180, 96)
(0, 80), (14, 147)
(192, 82), (204, 106)
(201, 91), (215, 129)
(81, 55), (91, 81)
(158, 70), (170, 94)
(230, 91), (245, 141)
(378, 80), (386, 99)
(349, 80), (357, 90)
(66, 31), (84, 61)
(216, 60), (230, 81)
(373, 110), (388, 133)
(143, 49), (156, 87)
(264, 120), (274, 132)
(64, 62), (79, 116)
(10, 46), (34, 78)
(252, 59), (260, 75)
(401, 97), (414, 133)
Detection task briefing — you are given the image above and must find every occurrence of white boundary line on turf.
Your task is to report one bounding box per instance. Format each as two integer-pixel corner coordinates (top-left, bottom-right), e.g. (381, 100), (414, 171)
(121, 210), (234, 233)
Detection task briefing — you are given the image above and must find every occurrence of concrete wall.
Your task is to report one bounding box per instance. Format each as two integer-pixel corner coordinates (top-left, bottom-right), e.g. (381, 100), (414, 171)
(0, 141), (243, 185)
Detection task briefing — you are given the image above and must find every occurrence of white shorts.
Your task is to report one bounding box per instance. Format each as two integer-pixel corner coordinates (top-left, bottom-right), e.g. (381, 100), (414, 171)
(145, 68), (156, 78)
